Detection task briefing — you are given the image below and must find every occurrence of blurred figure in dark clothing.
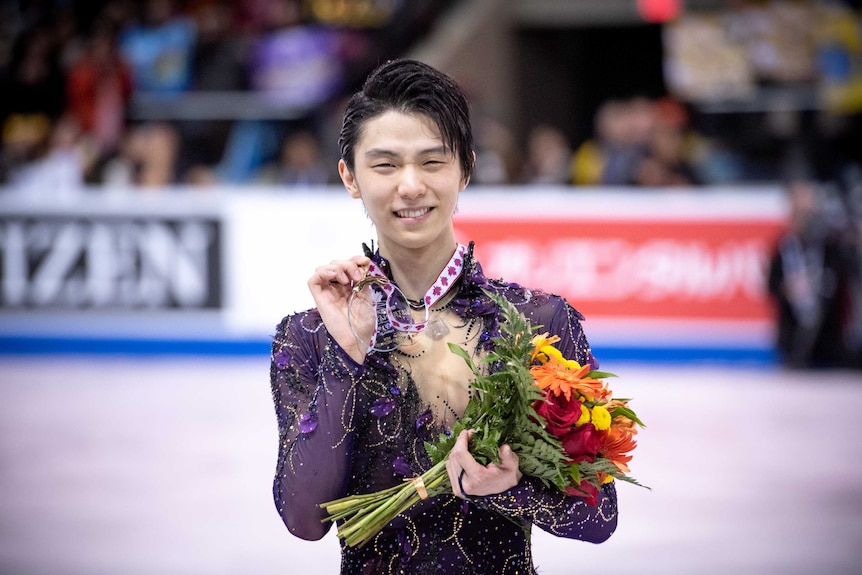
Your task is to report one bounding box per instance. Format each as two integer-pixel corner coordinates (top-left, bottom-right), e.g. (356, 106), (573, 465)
(255, 129), (333, 186)
(65, 20), (133, 162)
(519, 124), (572, 185)
(632, 97), (700, 188)
(768, 180), (860, 368)
(0, 17), (66, 183)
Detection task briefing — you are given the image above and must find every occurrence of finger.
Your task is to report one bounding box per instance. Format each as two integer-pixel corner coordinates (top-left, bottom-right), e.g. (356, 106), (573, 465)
(499, 444), (519, 468)
(348, 255), (371, 275)
(446, 430), (477, 498)
(315, 259), (363, 287)
(343, 257), (370, 283)
(445, 454), (464, 498)
(499, 444), (523, 483)
(447, 430), (478, 470)
(332, 256), (370, 282)
(446, 462), (473, 499)
(312, 264), (343, 286)
(330, 261), (357, 285)
(445, 431), (471, 474)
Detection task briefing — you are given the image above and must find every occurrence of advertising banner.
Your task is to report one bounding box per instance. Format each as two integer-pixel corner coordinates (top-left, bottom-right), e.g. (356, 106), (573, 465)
(455, 217), (781, 322)
(0, 214), (221, 310)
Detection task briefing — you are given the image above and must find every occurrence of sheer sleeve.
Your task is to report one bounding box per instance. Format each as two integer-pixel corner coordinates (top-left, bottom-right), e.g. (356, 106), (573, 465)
(472, 478), (617, 541)
(541, 296), (599, 370)
(270, 311), (364, 540)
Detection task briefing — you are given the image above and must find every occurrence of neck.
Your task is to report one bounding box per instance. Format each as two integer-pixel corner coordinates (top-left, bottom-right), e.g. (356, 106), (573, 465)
(380, 240), (458, 302)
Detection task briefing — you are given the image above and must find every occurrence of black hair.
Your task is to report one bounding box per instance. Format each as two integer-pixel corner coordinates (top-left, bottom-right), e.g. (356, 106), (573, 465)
(338, 59), (475, 182)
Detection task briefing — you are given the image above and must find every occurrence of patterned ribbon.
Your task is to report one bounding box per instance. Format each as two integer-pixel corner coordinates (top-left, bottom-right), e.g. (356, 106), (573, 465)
(365, 243), (467, 333)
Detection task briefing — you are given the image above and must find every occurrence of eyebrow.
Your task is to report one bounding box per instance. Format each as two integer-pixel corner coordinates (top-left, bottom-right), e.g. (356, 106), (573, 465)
(364, 146), (449, 159)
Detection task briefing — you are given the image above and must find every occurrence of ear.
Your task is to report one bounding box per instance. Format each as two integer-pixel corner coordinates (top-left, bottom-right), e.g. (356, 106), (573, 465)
(459, 151), (476, 191)
(339, 159), (361, 199)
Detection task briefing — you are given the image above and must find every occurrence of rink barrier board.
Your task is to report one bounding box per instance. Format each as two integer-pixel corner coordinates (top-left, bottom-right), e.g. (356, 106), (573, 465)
(0, 186), (787, 363)
(0, 335), (778, 365)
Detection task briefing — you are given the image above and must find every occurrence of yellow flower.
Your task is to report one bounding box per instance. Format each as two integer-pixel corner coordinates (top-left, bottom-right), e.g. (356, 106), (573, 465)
(576, 404), (590, 426)
(591, 405), (612, 431)
(530, 333), (561, 363)
(541, 345), (565, 363)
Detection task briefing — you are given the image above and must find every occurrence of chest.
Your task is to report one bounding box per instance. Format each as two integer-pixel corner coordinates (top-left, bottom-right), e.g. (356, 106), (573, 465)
(391, 310), (482, 429)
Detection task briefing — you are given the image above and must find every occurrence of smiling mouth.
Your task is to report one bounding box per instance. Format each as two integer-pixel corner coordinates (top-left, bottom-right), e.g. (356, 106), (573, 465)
(395, 208), (432, 218)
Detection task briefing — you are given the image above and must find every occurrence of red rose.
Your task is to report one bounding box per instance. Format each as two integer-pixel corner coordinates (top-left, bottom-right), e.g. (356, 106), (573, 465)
(565, 480), (599, 506)
(559, 423), (603, 461)
(533, 392), (583, 436)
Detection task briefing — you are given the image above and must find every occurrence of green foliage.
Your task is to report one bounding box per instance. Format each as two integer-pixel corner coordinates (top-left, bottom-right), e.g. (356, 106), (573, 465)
(426, 292), (574, 491)
(609, 404), (646, 428)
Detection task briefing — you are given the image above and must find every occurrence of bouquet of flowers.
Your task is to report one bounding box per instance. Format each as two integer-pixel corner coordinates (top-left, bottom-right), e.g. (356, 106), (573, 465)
(320, 293), (646, 548)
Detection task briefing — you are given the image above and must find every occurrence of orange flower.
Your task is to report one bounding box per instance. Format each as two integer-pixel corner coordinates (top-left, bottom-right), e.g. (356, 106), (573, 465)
(530, 361), (609, 402)
(608, 400), (638, 434)
(599, 424), (638, 473)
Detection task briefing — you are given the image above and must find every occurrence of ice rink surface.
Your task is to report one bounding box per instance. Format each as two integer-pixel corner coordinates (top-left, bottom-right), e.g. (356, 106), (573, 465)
(1, 356), (861, 575)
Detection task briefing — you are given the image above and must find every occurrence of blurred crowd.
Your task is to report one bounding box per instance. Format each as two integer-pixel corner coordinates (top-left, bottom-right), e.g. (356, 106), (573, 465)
(0, 0), (445, 192)
(4, 0), (848, 196)
(523, 96), (704, 188)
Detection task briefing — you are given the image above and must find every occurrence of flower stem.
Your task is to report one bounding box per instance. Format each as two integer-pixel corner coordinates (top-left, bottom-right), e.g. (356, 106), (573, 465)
(323, 459), (452, 548)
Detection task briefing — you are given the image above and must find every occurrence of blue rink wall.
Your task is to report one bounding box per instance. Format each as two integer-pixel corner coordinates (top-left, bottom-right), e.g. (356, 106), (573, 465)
(0, 336), (779, 366)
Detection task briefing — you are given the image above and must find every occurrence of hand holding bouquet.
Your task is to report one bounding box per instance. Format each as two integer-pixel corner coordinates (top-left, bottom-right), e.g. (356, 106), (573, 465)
(321, 294), (647, 547)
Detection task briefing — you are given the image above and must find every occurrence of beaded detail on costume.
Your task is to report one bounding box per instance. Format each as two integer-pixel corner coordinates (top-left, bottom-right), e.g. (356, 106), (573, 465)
(270, 243), (615, 573)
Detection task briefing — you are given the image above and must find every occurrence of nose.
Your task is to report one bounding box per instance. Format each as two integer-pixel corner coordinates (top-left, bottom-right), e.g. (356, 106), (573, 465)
(397, 165), (425, 198)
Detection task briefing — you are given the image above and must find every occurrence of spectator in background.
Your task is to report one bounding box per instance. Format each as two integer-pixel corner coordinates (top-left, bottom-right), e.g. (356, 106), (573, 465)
(2, 18), (66, 123)
(248, 0), (345, 111)
(110, 0), (192, 187)
(571, 98), (655, 187)
(602, 97), (656, 186)
(519, 124), (572, 185)
(119, 0), (196, 94)
(191, 0), (249, 92)
(572, 96), (705, 189)
(768, 180), (860, 368)
(1, 17), (66, 183)
(632, 97), (700, 188)
(216, 0), (347, 183)
(102, 122), (180, 188)
(177, 0), (252, 183)
(255, 129), (333, 186)
(570, 100), (621, 187)
(5, 116), (89, 198)
(65, 20), (133, 175)
(0, 111), (52, 186)
(472, 113), (517, 185)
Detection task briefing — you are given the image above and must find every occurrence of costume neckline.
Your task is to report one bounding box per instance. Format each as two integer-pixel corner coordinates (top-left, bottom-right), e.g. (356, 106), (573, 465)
(365, 243), (468, 332)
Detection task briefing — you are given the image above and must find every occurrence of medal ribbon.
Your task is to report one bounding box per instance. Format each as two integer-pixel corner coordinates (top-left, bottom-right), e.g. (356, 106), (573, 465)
(365, 243), (467, 333)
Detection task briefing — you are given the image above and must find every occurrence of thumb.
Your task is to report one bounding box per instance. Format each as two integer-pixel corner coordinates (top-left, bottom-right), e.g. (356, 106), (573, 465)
(500, 444), (518, 465)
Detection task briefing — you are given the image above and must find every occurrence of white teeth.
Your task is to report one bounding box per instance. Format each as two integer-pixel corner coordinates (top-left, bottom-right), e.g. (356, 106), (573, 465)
(396, 208), (430, 218)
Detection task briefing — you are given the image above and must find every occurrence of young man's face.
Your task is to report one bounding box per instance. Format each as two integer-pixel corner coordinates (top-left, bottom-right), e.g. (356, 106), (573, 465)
(339, 110), (467, 254)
